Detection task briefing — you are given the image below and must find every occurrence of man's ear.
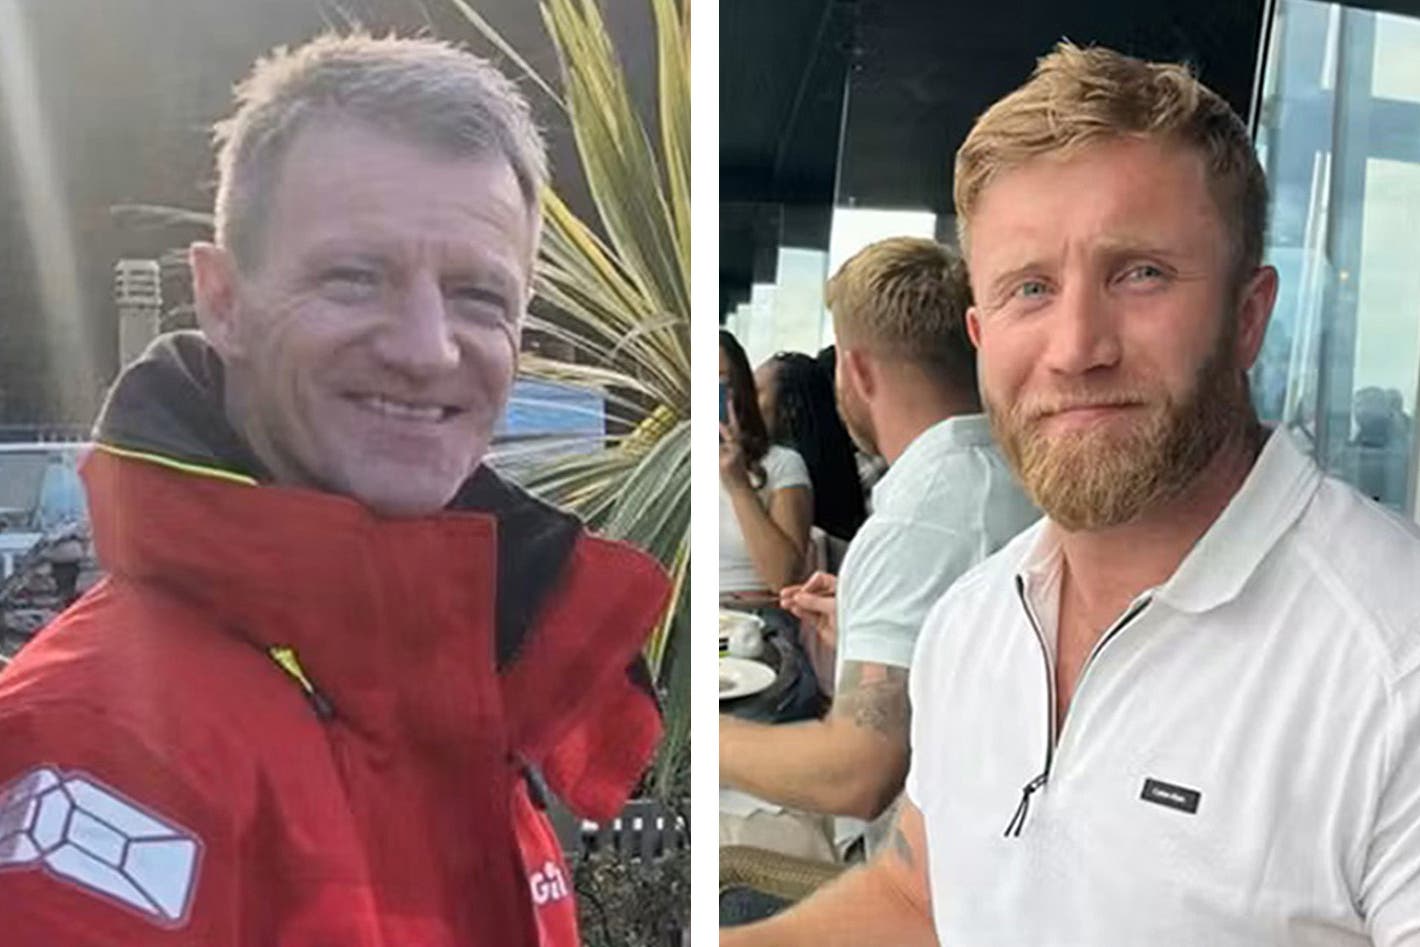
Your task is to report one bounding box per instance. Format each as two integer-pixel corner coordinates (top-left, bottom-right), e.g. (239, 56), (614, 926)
(189, 241), (245, 360)
(843, 346), (877, 399)
(1234, 265), (1278, 371)
(966, 305), (983, 349)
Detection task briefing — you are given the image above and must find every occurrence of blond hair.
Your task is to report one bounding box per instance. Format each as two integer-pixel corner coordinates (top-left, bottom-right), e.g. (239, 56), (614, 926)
(825, 236), (977, 393)
(213, 32), (546, 270)
(955, 42), (1266, 281)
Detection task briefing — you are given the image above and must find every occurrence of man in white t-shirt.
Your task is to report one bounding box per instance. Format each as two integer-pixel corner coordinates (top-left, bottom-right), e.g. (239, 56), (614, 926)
(724, 42), (1420, 947)
(720, 238), (1037, 859)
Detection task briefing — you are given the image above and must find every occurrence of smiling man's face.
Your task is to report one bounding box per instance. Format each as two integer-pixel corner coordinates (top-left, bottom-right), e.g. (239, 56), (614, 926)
(192, 118), (534, 516)
(964, 135), (1273, 531)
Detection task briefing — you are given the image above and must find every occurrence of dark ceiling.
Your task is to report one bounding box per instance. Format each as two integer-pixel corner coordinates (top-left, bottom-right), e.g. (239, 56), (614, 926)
(721, 0), (853, 315)
(836, 0), (1270, 212)
(721, 0), (1286, 315)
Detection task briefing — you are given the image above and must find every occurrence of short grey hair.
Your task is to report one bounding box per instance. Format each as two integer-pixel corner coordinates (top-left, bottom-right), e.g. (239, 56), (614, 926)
(212, 31), (547, 270)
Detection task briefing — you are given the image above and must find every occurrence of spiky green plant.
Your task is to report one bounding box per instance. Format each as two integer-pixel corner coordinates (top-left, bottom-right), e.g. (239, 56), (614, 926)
(456, 0), (690, 797)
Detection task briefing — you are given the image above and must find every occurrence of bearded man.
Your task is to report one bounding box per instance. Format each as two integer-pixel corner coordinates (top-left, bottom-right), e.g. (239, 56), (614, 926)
(724, 42), (1420, 947)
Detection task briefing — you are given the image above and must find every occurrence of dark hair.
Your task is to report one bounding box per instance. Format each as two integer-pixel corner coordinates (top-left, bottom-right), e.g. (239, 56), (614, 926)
(719, 330), (770, 483)
(765, 352), (866, 541)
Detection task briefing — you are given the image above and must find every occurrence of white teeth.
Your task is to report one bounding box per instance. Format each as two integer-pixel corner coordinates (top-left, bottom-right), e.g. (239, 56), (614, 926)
(356, 395), (446, 422)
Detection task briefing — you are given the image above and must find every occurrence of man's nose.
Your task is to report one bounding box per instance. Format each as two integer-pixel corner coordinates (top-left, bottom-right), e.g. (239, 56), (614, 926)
(375, 275), (461, 377)
(1042, 279), (1122, 376)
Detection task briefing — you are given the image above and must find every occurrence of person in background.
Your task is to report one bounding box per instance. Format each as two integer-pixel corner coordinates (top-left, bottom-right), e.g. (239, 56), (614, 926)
(817, 344), (887, 507)
(1344, 386), (1413, 508)
(725, 42), (1420, 947)
(0, 33), (669, 947)
(756, 352), (867, 543)
(720, 237), (1037, 868)
(720, 329), (813, 595)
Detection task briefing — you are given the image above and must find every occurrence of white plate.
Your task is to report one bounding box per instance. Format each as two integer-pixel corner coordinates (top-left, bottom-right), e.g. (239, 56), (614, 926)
(719, 656), (775, 701)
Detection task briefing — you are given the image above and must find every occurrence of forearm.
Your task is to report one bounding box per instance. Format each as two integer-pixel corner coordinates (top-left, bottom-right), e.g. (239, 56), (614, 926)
(728, 487), (805, 590)
(720, 859), (937, 947)
(720, 715), (906, 819)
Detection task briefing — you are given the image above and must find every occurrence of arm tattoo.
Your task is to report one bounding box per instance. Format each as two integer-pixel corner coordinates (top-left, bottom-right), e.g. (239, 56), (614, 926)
(832, 661), (910, 738)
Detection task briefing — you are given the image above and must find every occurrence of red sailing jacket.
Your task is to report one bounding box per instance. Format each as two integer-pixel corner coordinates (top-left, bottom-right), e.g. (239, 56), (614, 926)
(0, 334), (670, 946)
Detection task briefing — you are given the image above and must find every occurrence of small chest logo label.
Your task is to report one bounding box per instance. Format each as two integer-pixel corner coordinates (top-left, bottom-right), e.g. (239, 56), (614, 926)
(1140, 777), (1201, 814)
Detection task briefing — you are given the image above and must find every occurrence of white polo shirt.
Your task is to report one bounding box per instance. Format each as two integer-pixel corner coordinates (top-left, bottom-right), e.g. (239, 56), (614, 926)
(907, 427), (1420, 946)
(836, 413), (1038, 682)
(833, 413), (1037, 850)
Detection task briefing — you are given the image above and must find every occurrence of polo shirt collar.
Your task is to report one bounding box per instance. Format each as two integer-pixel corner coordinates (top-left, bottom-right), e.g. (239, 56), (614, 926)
(1014, 427), (1323, 615)
(1156, 427), (1322, 613)
(875, 413), (994, 509)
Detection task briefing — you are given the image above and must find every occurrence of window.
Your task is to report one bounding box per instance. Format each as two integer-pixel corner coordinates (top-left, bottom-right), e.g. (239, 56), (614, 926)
(1256, 0), (1420, 519)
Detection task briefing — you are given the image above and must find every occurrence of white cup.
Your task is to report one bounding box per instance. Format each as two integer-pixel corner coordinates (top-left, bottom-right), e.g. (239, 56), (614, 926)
(727, 622), (764, 659)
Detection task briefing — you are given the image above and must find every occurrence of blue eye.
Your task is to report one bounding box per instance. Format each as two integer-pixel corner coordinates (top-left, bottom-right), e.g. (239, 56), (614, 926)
(1123, 264), (1166, 283)
(321, 267), (380, 298)
(1016, 280), (1048, 299)
(318, 267), (382, 305)
(446, 285), (510, 323)
(448, 285), (505, 308)
(328, 267), (377, 284)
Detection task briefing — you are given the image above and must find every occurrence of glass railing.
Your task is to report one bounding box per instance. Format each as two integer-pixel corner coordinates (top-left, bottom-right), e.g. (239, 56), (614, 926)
(1256, 0), (1420, 520)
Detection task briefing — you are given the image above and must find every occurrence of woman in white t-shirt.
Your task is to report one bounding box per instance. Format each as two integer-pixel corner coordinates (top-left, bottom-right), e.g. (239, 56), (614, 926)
(719, 330), (813, 594)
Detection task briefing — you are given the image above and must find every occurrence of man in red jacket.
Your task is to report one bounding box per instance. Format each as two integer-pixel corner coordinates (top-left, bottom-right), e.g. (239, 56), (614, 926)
(0, 33), (669, 946)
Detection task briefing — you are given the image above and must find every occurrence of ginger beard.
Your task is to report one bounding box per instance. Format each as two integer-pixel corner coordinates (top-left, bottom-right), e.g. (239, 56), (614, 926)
(986, 317), (1248, 532)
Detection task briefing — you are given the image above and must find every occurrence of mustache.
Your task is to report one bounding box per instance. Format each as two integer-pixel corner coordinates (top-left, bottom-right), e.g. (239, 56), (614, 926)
(1012, 389), (1153, 422)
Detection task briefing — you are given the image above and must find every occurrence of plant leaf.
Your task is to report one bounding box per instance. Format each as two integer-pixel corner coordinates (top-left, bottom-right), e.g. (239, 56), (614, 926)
(454, 0), (690, 803)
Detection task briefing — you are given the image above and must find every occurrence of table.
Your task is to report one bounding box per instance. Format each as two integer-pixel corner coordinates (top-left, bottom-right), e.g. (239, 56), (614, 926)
(721, 633), (799, 722)
(719, 608), (825, 723)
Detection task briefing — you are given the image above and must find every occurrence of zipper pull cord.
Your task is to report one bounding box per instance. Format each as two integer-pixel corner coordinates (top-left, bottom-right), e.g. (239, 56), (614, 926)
(1004, 773), (1048, 837)
(267, 645), (335, 721)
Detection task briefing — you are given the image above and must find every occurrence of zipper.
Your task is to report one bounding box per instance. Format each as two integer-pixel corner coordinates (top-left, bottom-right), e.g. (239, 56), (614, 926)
(1004, 771), (1047, 837)
(1004, 578), (1151, 837)
(1005, 576), (1055, 837)
(1069, 595), (1150, 720)
(267, 645), (336, 720)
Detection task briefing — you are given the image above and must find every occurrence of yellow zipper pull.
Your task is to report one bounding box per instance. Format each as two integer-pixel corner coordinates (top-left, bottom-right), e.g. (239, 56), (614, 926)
(267, 645), (335, 720)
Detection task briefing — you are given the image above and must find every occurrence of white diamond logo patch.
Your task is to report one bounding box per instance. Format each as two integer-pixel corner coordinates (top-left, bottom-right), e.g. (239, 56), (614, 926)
(0, 766), (201, 926)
